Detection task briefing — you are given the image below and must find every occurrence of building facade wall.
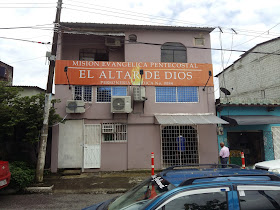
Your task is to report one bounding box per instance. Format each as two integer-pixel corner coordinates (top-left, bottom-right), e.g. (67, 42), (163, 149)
(52, 26), (218, 172)
(218, 38), (280, 100)
(217, 106), (280, 163)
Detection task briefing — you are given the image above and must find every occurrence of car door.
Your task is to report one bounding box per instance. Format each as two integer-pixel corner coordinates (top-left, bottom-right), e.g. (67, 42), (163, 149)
(236, 184), (280, 210)
(152, 185), (233, 210)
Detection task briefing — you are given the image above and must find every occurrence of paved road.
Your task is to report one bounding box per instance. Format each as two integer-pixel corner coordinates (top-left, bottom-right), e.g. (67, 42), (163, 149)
(0, 193), (122, 210)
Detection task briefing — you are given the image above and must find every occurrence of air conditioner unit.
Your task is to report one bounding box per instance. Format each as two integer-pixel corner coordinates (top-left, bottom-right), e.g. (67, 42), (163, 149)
(133, 86), (146, 101)
(111, 96), (132, 113)
(66, 100), (85, 113)
(102, 123), (115, 133)
(105, 37), (121, 47)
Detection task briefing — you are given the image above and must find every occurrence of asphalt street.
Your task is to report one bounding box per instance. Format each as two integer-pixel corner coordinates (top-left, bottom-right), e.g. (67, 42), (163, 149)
(0, 193), (122, 210)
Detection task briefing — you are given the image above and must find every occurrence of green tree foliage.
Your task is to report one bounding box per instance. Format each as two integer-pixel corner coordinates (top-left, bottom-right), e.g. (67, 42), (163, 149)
(0, 81), (62, 161)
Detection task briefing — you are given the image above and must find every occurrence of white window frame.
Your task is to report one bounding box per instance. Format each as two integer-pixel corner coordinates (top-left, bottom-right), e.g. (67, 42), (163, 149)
(102, 123), (127, 142)
(96, 86), (128, 103)
(155, 86), (199, 103)
(73, 85), (93, 103)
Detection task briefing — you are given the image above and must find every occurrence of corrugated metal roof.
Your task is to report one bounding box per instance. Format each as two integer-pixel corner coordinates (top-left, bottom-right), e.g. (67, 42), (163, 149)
(221, 115), (280, 125)
(218, 97), (280, 105)
(60, 22), (215, 33)
(155, 114), (228, 125)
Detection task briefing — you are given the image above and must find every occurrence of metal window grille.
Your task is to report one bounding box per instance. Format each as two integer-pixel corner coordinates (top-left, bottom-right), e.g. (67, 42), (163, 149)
(161, 42), (187, 63)
(74, 86), (92, 102)
(97, 86), (127, 102)
(102, 123), (127, 142)
(161, 125), (199, 168)
(156, 87), (198, 102)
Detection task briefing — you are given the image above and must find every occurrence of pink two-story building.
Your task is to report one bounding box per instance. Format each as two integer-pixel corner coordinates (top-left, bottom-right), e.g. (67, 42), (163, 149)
(51, 22), (227, 172)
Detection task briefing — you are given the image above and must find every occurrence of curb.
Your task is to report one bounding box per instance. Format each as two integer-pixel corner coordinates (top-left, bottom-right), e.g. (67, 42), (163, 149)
(24, 185), (54, 194)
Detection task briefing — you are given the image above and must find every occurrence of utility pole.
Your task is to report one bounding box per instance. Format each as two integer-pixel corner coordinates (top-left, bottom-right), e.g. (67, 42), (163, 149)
(36, 0), (62, 182)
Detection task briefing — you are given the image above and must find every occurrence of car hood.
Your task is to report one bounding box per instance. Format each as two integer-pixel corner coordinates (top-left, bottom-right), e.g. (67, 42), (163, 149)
(255, 159), (280, 170)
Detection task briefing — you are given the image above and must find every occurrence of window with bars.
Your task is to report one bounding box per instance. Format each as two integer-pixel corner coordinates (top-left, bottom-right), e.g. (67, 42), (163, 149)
(161, 125), (199, 168)
(79, 48), (109, 61)
(161, 42), (187, 63)
(156, 86), (198, 102)
(102, 123), (127, 142)
(96, 86), (127, 102)
(74, 86), (92, 102)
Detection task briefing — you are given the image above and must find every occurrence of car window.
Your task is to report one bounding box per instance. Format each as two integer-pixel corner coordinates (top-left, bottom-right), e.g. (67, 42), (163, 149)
(237, 185), (280, 210)
(156, 187), (229, 210)
(108, 175), (174, 210)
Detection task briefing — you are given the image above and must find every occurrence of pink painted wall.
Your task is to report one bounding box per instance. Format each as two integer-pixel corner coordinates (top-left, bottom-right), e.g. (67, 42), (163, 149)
(52, 28), (219, 172)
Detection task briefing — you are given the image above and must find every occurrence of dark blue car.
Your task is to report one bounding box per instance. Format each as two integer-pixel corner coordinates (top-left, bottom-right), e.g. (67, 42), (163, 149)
(83, 164), (280, 210)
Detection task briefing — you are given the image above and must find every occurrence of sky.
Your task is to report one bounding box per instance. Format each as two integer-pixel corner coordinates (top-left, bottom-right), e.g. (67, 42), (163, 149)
(0, 0), (280, 98)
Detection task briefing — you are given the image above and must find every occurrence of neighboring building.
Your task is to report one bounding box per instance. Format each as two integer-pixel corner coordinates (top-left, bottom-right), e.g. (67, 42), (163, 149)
(51, 22), (227, 172)
(216, 37), (280, 166)
(14, 85), (45, 97)
(0, 61), (13, 85)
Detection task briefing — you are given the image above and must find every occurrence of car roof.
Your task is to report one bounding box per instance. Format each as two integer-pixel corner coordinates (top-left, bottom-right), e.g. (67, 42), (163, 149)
(255, 159), (280, 170)
(159, 165), (280, 186)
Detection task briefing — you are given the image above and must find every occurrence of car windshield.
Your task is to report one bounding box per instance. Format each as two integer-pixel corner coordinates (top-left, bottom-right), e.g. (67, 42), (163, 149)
(108, 175), (174, 210)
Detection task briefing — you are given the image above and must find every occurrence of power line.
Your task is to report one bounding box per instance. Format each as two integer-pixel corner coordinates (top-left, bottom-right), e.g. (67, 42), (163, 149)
(62, 6), (280, 41)
(0, 24), (54, 30)
(0, 36), (51, 44)
(63, 1), (280, 39)
(64, 1), (207, 27)
(0, 7), (55, 8)
(58, 28), (280, 56)
(233, 22), (280, 48)
(0, 2), (56, 4)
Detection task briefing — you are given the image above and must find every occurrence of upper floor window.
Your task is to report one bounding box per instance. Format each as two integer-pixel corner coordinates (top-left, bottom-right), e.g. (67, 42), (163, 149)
(74, 86), (92, 102)
(79, 48), (109, 61)
(161, 42), (187, 63)
(156, 86), (198, 102)
(97, 86), (127, 102)
(194, 37), (205, 46)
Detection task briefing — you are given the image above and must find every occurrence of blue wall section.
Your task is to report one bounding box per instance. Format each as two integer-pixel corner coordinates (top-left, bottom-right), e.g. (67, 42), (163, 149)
(217, 106), (280, 161)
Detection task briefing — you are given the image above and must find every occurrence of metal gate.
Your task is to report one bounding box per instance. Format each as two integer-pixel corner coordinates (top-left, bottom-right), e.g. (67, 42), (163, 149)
(161, 125), (199, 168)
(264, 131), (275, 160)
(272, 127), (280, 159)
(84, 124), (101, 168)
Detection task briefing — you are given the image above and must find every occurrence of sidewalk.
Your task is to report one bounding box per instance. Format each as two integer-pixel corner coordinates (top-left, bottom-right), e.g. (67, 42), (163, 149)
(24, 170), (151, 194)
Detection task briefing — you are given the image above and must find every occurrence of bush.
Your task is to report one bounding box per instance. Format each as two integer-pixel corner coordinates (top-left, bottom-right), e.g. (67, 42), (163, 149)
(9, 161), (35, 190)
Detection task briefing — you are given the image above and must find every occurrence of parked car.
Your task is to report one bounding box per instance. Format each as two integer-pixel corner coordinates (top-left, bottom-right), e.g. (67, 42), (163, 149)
(0, 161), (11, 189)
(83, 164), (280, 210)
(254, 159), (280, 174)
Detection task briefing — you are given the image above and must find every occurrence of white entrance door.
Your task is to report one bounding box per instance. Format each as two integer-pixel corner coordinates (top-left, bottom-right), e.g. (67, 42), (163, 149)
(84, 124), (101, 168)
(272, 126), (280, 159)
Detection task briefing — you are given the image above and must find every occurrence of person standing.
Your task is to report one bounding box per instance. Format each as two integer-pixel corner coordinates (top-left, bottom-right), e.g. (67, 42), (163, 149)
(219, 142), (230, 168)
(176, 135), (187, 165)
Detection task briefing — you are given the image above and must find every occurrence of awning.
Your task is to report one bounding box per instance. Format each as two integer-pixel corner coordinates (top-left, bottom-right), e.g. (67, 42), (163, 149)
(155, 114), (229, 125)
(221, 115), (280, 125)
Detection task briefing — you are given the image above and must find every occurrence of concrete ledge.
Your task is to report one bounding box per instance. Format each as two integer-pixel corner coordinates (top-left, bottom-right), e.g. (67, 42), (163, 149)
(24, 185), (54, 194)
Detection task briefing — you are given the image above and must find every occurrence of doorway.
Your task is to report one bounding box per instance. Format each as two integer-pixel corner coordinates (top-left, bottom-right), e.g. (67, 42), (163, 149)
(227, 131), (264, 166)
(161, 125), (199, 168)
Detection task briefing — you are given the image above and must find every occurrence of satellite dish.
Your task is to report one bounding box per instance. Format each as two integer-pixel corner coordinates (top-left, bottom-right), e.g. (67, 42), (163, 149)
(220, 87), (231, 95)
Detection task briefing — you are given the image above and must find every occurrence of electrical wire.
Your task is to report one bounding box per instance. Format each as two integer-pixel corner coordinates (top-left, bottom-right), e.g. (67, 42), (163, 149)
(8, 56), (45, 64)
(63, 1), (207, 27)
(0, 36), (51, 44)
(233, 22), (280, 48)
(0, 23), (53, 30)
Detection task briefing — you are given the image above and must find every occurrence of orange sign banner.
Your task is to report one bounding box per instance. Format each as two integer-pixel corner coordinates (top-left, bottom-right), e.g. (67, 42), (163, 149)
(55, 60), (214, 86)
